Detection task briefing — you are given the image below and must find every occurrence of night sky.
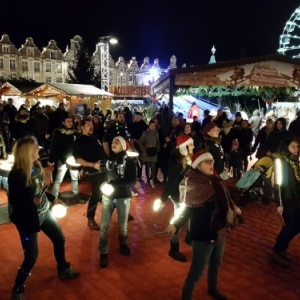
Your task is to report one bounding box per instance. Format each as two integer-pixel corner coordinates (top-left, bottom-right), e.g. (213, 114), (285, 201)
(1, 0), (299, 68)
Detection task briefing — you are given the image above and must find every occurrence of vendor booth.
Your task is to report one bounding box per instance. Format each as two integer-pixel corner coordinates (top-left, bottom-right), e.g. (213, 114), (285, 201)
(151, 54), (300, 118)
(26, 83), (114, 115)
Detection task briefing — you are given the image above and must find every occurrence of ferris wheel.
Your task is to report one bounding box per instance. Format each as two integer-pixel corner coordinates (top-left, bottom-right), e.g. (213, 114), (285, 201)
(278, 6), (300, 58)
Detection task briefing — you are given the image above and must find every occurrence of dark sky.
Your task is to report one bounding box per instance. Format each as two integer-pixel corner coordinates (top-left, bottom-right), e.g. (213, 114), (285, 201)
(1, 0), (299, 68)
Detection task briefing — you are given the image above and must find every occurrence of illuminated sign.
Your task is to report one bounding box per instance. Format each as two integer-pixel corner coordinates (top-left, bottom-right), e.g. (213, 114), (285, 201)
(109, 85), (151, 97)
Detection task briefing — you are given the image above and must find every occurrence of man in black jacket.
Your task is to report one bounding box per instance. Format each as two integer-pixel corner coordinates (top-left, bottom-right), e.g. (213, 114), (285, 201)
(48, 113), (83, 204)
(73, 119), (108, 230)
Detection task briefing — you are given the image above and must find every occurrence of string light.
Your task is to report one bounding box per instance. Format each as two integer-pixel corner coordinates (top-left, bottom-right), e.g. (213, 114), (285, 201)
(278, 5), (300, 58)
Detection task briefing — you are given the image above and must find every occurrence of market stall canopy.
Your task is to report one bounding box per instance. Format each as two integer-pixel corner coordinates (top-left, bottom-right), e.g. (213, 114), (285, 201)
(28, 83), (114, 97)
(151, 54), (300, 94)
(0, 81), (42, 96)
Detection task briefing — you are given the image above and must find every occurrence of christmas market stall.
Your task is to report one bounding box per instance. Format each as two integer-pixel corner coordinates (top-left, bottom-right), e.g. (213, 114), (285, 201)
(151, 54), (300, 120)
(0, 81), (41, 108)
(26, 82), (114, 116)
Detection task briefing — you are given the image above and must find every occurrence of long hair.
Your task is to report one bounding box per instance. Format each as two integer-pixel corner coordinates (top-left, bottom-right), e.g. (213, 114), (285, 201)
(277, 138), (299, 157)
(12, 136), (42, 187)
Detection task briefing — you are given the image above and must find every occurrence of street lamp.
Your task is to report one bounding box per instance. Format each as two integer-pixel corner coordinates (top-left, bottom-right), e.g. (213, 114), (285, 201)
(98, 36), (118, 91)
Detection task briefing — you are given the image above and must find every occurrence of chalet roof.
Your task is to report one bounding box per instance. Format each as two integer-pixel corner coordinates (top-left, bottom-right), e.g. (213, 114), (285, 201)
(151, 53), (300, 92)
(1, 81), (42, 94)
(29, 83), (114, 96)
(168, 54), (300, 76)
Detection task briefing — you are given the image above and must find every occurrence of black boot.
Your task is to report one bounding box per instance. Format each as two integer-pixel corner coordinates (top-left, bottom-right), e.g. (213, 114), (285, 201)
(120, 243), (131, 256)
(168, 242), (187, 262)
(11, 285), (26, 300)
(99, 254), (108, 268)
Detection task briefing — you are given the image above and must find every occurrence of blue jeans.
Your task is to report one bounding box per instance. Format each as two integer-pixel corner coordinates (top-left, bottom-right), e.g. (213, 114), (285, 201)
(52, 159), (79, 198)
(98, 195), (131, 254)
(13, 210), (69, 289)
(182, 238), (225, 300)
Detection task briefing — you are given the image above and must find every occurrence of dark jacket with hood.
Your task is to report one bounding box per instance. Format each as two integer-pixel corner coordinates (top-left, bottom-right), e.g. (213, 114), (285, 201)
(12, 113), (36, 140)
(49, 125), (77, 164)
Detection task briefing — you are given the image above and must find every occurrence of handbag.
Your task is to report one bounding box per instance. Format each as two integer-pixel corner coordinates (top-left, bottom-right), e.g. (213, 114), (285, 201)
(146, 147), (158, 157)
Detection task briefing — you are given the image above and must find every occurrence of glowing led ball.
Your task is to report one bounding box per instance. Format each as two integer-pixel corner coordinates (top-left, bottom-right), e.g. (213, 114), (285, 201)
(51, 204), (67, 218)
(100, 182), (115, 196)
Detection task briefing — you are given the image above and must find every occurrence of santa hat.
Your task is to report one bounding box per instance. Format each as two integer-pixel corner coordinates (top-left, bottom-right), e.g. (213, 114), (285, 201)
(202, 122), (218, 137)
(191, 150), (213, 169)
(232, 139), (239, 147)
(176, 136), (193, 156)
(113, 136), (129, 151)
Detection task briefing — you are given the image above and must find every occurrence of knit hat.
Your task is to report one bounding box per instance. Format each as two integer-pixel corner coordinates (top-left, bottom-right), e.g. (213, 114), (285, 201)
(18, 105), (28, 113)
(191, 150), (213, 169)
(176, 136), (193, 156)
(113, 136), (129, 151)
(235, 112), (242, 117)
(202, 122), (218, 137)
(232, 139), (239, 147)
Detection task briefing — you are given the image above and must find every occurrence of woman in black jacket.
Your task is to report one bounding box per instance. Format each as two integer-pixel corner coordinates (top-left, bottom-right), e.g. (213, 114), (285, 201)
(159, 136), (194, 262)
(8, 136), (79, 300)
(271, 138), (300, 268)
(98, 136), (136, 268)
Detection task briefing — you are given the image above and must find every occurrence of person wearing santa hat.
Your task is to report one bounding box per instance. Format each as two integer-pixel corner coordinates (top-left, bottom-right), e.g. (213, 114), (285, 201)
(159, 135), (194, 262)
(165, 150), (241, 300)
(98, 136), (136, 268)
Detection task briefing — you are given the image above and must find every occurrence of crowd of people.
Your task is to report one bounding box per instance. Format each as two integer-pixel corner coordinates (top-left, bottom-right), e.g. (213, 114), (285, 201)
(4, 98), (300, 300)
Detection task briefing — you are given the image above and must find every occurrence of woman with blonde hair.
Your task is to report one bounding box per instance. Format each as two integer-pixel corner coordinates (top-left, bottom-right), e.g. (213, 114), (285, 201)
(8, 136), (80, 300)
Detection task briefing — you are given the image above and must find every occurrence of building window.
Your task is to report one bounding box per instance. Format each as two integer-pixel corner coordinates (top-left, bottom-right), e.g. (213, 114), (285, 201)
(27, 48), (33, 56)
(46, 63), (51, 72)
(34, 62), (40, 72)
(46, 76), (51, 83)
(10, 60), (16, 69)
(56, 77), (62, 83)
(2, 46), (9, 53)
(50, 52), (56, 59)
(22, 61), (28, 71)
(56, 64), (62, 73)
(10, 73), (16, 79)
(35, 77), (40, 82)
(0, 58), (3, 68)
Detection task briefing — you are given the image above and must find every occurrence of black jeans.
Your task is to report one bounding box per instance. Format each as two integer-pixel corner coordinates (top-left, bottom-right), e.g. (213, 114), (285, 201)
(273, 203), (300, 253)
(87, 172), (105, 219)
(13, 210), (69, 289)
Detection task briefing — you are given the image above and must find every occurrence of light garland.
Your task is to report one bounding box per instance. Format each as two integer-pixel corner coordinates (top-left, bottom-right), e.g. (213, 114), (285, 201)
(278, 6), (300, 58)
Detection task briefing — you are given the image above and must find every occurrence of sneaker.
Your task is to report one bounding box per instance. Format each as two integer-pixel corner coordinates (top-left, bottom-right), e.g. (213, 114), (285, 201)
(58, 268), (80, 279)
(73, 194), (85, 204)
(88, 218), (100, 231)
(150, 180), (155, 188)
(99, 254), (108, 268)
(120, 243), (131, 256)
(208, 290), (228, 300)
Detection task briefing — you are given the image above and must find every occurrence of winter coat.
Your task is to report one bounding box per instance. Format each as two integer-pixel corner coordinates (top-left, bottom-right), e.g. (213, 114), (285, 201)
(139, 128), (160, 162)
